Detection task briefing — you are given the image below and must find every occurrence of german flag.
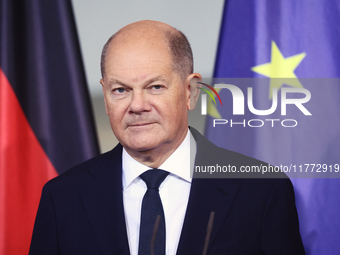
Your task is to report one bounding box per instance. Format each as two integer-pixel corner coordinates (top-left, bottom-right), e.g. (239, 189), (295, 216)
(0, 0), (100, 254)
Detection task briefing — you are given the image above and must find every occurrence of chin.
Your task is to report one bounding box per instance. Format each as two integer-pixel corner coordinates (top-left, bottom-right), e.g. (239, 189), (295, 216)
(125, 134), (165, 152)
(127, 142), (162, 153)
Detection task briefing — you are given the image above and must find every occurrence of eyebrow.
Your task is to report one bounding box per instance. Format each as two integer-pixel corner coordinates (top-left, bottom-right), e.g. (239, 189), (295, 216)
(107, 75), (168, 88)
(107, 78), (127, 87)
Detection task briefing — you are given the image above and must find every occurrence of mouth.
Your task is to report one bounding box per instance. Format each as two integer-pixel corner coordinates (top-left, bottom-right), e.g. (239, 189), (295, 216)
(128, 122), (155, 127)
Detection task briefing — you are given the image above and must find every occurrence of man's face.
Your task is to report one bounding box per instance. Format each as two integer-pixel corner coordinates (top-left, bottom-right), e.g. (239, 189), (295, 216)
(101, 36), (191, 156)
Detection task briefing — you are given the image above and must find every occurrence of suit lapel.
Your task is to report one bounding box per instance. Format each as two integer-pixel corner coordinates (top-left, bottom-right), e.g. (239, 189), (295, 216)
(78, 129), (241, 254)
(80, 145), (131, 255)
(176, 128), (242, 255)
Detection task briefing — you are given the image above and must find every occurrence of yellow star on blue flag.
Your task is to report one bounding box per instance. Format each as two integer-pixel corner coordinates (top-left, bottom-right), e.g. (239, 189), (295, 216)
(251, 41), (306, 99)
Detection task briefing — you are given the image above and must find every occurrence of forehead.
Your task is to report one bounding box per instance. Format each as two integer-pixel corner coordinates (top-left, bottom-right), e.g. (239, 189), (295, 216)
(104, 33), (174, 82)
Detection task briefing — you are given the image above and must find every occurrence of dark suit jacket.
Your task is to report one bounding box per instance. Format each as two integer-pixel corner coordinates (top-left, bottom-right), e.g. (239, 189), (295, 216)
(30, 128), (305, 254)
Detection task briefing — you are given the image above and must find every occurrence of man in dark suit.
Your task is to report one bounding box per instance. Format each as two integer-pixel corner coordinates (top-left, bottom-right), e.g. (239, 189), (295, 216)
(30, 20), (305, 254)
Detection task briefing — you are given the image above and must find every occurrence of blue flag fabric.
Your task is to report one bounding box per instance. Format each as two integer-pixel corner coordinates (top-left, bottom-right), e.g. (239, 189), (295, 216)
(205, 1), (340, 254)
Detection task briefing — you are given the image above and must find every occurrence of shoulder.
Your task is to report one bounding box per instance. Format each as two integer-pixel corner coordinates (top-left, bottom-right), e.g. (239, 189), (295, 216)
(191, 127), (287, 179)
(43, 144), (123, 193)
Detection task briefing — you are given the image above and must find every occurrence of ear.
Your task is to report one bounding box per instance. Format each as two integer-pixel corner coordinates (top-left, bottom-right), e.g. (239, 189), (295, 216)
(185, 73), (202, 111)
(100, 79), (109, 116)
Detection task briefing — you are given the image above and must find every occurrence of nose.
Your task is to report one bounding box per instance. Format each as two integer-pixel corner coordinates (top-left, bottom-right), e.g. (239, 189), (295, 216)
(128, 90), (151, 114)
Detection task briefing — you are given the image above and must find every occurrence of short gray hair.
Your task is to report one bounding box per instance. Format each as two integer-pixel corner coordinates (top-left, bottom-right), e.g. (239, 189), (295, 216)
(100, 33), (117, 78)
(164, 29), (193, 80)
(100, 29), (193, 80)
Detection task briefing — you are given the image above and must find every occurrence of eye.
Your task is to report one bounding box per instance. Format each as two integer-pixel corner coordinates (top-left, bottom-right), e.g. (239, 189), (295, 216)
(148, 84), (165, 94)
(113, 87), (126, 94)
(152, 85), (162, 90)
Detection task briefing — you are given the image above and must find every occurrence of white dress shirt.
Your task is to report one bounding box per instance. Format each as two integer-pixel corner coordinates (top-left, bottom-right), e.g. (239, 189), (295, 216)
(122, 129), (196, 255)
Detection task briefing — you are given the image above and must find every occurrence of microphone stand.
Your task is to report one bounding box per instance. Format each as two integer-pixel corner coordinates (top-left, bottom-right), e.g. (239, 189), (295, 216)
(202, 211), (215, 255)
(149, 212), (215, 255)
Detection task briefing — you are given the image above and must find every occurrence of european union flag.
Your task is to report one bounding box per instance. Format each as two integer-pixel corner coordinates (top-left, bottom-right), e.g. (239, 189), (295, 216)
(205, 1), (340, 254)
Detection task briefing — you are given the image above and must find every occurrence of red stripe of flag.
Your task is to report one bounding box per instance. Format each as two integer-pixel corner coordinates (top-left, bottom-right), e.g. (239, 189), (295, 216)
(0, 68), (58, 254)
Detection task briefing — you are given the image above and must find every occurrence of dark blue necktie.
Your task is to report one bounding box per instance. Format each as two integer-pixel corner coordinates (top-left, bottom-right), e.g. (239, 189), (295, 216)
(138, 169), (169, 255)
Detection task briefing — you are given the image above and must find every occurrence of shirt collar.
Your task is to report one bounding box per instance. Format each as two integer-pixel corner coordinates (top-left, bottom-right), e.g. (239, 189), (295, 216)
(122, 128), (196, 189)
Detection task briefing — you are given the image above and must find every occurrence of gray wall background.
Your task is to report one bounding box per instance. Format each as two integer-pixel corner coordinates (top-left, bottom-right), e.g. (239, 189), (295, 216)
(71, 0), (224, 152)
